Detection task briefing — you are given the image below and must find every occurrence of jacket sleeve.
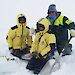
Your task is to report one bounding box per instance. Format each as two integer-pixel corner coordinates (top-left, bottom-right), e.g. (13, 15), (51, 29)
(6, 29), (16, 48)
(40, 34), (56, 56)
(63, 16), (75, 29)
(30, 33), (39, 53)
(27, 29), (32, 47)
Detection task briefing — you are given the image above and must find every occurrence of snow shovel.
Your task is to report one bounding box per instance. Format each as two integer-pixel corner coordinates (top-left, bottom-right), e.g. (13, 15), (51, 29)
(49, 36), (72, 74)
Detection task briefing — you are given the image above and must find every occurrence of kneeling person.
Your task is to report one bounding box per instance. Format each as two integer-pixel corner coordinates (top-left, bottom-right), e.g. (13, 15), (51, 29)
(6, 14), (32, 59)
(26, 18), (56, 74)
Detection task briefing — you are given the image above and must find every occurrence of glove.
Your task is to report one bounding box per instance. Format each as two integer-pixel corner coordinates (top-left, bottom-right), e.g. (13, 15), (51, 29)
(32, 52), (36, 57)
(29, 28), (36, 36)
(70, 29), (75, 37)
(9, 47), (14, 54)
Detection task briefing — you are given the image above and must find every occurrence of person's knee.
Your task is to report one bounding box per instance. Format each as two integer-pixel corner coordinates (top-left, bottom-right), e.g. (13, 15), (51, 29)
(63, 44), (72, 55)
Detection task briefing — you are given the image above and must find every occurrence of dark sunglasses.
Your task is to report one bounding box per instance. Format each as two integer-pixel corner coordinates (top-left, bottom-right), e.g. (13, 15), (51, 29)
(18, 16), (26, 23)
(38, 24), (44, 28)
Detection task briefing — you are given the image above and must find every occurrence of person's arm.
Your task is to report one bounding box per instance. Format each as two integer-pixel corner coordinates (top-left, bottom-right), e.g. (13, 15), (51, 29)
(30, 33), (39, 53)
(63, 16), (75, 29)
(40, 34), (56, 57)
(63, 16), (75, 37)
(6, 28), (16, 49)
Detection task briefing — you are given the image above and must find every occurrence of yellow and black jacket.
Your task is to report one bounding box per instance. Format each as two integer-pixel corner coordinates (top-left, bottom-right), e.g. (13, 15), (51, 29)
(46, 12), (75, 53)
(6, 14), (32, 50)
(30, 18), (56, 58)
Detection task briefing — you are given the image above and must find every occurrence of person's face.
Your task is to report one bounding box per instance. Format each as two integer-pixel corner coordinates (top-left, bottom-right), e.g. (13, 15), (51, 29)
(38, 24), (45, 31)
(39, 27), (44, 30)
(18, 16), (26, 23)
(49, 11), (56, 16)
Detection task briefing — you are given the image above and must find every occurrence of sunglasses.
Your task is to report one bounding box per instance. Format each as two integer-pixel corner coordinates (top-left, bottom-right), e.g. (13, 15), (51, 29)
(18, 16), (26, 23)
(38, 24), (44, 27)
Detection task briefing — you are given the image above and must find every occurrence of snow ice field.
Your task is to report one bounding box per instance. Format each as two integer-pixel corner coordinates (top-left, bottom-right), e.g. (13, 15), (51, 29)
(0, 0), (75, 75)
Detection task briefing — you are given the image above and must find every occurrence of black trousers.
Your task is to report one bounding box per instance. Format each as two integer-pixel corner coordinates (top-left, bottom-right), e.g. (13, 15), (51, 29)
(26, 57), (48, 74)
(11, 48), (28, 59)
(57, 44), (72, 55)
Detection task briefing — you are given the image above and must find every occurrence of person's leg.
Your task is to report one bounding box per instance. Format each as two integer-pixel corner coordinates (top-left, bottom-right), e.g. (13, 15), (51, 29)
(63, 44), (72, 56)
(22, 48), (29, 54)
(12, 49), (22, 59)
(26, 57), (36, 70)
(57, 45), (63, 54)
(21, 48), (31, 60)
(57, 43), (72, 55)
(34, 58), (47, 74)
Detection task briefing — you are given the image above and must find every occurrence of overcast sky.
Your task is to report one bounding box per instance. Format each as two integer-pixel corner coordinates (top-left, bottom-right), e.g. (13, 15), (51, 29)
(0, 0), (75, 32)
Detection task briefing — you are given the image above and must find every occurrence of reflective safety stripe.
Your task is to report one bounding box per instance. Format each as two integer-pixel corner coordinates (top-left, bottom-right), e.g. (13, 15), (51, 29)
(65, 20), (72, 24)
(49, 16), (72, 26)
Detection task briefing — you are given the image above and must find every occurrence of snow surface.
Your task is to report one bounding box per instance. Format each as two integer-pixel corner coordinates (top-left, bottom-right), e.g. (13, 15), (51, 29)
(0, 0), (75, 75)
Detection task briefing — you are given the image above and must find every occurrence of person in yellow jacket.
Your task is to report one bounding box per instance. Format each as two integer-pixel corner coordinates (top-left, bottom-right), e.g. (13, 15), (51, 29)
(6, 14), (32, 59)
(26, 18), (57, 74)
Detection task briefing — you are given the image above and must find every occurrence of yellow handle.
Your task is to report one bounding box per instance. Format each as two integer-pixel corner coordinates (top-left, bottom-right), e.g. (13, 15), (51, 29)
(0, 56), (8, 61)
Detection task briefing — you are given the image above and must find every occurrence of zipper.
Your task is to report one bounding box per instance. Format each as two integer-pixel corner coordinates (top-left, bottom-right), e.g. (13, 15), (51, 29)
(21, 24), (23, 49)
(37, 34), (43, 53)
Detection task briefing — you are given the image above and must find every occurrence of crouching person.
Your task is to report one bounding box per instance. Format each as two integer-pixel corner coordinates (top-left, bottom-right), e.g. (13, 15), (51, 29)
(26, 18), (56, 74)
(6, 14), (32, 59)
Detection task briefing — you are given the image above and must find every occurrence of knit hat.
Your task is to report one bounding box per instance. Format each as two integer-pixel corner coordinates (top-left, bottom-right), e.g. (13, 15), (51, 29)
(48, 4), (57, 14)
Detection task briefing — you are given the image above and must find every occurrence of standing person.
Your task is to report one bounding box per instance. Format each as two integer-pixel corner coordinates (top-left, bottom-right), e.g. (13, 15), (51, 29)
(46, 4), (75, 55)
(26, 18), (57, 74)
(6, 14), (32, 59)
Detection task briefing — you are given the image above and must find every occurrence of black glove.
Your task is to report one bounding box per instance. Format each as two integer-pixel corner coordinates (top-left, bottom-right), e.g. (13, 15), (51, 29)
(32, 52), (36, 57)
(9, 47), (14, 54)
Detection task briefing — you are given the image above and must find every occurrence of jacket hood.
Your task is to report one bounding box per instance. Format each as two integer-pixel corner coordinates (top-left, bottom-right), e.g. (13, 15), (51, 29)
(56, 12), (61, 17)
(17, 14), (27, 27)
(37, 18), (50, 34)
